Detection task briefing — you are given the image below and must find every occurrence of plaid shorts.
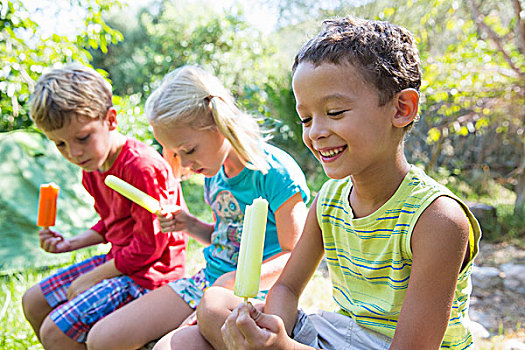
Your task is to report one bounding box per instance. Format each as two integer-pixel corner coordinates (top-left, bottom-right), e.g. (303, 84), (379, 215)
(40, 254), (149, 342)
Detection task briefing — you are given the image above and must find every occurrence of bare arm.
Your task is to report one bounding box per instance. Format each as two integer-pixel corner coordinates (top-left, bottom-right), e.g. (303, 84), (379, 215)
(390, 196), (470, 349)
(67, 258), (122, 300)
(264, 195), (325, 334)
(39, 228), (104, 253)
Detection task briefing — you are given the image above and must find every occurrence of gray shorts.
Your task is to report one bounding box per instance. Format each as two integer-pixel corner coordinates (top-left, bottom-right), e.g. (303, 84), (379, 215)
(292, 309), (392, 350)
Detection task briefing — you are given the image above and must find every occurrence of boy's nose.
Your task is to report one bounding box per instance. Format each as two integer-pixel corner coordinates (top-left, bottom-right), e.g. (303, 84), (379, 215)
(67, 144), (83, 158)
(308, 116), (329, 140)
(179, 156), (192, 169)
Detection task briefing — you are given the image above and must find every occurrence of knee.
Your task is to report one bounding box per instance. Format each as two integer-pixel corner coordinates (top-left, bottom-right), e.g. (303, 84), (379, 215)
(22, 284), (43, 319)
(39, 316), (62, 347)
(152, 335), (170, 350)
(199, 286), (229, 315)
(197, 287), (233, 343)
(86, 320), (111, 350)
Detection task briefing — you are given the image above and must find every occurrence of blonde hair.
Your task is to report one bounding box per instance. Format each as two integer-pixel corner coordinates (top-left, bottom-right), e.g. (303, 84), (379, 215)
(145, 65), (269, 174)
(30, 64), (113, 131)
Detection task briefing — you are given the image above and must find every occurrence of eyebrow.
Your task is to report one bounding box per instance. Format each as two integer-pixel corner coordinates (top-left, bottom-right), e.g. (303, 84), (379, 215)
(296, 93), (353, 112)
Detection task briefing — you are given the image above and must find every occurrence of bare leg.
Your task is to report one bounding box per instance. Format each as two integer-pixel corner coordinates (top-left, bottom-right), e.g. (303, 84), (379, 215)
(153, 325), (213, 350)
(40, 315), (86, 350)
(86, 285), (193, 350)
(22, 283), (53, 341)
(197, 286), (248, 350)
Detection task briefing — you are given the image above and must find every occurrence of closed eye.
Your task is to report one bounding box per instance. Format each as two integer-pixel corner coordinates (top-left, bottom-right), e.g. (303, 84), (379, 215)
(327, 110), (348, 117)
(297, 117), (312, 125)
(184, 148), (195, 155)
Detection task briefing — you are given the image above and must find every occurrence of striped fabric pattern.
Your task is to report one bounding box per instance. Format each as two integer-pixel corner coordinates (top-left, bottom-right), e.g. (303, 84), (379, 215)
(316, 166), (481, 349)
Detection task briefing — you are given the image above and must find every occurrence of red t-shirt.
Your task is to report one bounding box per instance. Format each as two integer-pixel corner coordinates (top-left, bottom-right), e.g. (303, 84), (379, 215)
(82, 138), (188, 290)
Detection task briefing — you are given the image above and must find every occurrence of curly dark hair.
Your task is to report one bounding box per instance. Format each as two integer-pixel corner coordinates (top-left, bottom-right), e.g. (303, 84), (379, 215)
(292, 16), (421, 106)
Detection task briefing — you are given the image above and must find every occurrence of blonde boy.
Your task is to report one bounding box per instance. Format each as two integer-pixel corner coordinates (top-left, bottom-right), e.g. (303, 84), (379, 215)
(22, 64), (187, 349)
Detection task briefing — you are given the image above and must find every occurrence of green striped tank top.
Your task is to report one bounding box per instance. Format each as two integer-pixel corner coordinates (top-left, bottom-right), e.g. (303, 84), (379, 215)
(316, 166), (481, 349)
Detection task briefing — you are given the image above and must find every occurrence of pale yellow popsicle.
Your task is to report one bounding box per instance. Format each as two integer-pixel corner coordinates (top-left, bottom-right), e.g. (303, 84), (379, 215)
(234, 197), (268, 300)
(104, 175), (161, 214)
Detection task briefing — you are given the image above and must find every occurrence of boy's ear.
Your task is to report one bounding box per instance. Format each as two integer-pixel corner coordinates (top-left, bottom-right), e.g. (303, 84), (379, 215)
(104, 107), (118, 130)
(392, 88), (419, 128)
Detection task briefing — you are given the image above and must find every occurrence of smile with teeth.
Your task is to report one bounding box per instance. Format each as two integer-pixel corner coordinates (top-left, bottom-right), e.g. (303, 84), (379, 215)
(318, 146), (346, 158)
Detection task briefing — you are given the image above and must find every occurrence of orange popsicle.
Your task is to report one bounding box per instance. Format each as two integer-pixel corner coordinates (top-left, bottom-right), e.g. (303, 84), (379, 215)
(37, 183), (60, 228)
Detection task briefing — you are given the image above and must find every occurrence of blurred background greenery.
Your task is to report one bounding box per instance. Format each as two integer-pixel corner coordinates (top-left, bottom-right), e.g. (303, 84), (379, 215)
(2, 0), (523, 243)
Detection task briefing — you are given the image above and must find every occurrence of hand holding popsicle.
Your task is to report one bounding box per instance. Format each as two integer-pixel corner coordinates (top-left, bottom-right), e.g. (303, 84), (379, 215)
(234, 197), (268, 302)
(39, 229), (71, 253)
(157, 205), (190, 233)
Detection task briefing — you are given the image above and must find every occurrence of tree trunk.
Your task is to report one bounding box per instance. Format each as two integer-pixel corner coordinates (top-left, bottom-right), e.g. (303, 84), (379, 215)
(515, 170), (525, 217)
(513, 144), (525, 217)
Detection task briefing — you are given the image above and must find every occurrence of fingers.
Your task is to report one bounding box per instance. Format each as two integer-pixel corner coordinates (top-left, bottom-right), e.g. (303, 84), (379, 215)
(39, 229), (64, 253)
(236, 303), (269, 340)
(222, 304), (246, 348)
(158, 217), (177, 233)
(252, 302), (265, 313)
(157, 205), (184, 233)
(222, 302), (273, 350)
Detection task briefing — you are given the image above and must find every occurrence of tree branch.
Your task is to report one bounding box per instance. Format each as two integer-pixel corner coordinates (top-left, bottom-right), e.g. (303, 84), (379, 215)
(467, 0), (525, 80)
(511, 0), (525, 56)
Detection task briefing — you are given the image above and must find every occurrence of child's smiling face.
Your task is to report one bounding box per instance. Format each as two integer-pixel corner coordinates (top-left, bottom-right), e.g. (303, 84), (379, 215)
(292, 61), (399, 180)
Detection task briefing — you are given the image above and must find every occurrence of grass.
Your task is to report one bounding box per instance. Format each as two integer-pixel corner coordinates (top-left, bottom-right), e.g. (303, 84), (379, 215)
(0, 243), (336, 350)
(1, 173), (522, 349)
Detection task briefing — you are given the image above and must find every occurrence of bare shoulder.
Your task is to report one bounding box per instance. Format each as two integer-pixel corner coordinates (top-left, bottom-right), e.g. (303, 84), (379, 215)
(411, 195), (470, 258)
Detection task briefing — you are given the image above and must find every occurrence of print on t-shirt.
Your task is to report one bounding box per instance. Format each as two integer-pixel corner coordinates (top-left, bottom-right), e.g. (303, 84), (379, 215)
(210, 190), (244, 263)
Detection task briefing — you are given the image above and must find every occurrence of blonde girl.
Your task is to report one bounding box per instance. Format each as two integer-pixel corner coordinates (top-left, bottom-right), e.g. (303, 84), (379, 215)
(85, 65), (310, 350)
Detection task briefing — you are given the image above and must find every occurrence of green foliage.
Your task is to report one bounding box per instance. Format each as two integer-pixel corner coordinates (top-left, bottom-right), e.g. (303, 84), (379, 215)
(180, 174), (213, 224)
(0, 0), (122, 132)
(113, 93), (157, 147)
(0, 248), (108, 349)
(1, 271), (43, 349)
(267, 0), (523, 189)
(92, 0), (281, 107)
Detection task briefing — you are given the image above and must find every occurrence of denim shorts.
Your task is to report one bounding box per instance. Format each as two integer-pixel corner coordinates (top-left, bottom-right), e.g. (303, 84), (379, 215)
(40, 255), (149, 342)
(292, 309), (392, 350)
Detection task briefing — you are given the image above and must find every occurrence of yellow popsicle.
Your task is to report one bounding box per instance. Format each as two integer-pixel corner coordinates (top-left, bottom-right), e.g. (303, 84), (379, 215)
(104, 175), (161, 214)
(234, 197), (268, 300)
